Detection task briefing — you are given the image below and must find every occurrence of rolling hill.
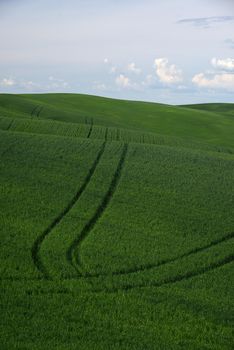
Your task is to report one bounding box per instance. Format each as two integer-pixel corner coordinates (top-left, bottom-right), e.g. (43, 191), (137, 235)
(1, 93), (234, 148)
(0, 93), (233, 350)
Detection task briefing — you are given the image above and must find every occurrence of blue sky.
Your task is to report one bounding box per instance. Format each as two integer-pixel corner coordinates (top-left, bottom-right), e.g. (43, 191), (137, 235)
(0, 0), (234, 104)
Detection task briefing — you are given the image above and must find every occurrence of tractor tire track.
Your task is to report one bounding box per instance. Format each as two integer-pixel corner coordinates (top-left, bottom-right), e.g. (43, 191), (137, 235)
(87, 118), (93, 138)
(105, 128), (108, 141)
(5, 119), (14, 131)
(31, 105), (40, 118)
(36, 106), (43, 118)
(67, 143), (128, 274)
(31, 141), (106, 279)
(31, 105), (43, 118)
(2, 253), (233, 288)
(101, 253), (234, 293)
(116, 129), (120, 141)
(86, 231), (234, 278)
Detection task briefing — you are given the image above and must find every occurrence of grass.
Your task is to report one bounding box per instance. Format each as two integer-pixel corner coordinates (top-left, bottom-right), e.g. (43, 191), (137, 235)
(0, 93), (234, 349)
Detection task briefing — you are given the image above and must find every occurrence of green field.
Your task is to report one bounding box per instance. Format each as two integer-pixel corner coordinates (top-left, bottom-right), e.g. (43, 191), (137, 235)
(0, 93), (233, 349)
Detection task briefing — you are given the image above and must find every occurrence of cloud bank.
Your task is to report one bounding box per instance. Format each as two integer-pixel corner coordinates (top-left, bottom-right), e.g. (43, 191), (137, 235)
(192, 73), (234, 90)
(192, 56), (234, 90)
(211, 57), (234, 71)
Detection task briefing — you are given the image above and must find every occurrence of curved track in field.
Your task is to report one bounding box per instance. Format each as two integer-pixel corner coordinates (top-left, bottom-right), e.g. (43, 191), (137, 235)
(86, 231), (234, 278)
(61, 140), (233, 291)
(90, 253), (234, 293)
(31, 142), (106, 279)
(87, 118), (93, 138)
(105, 128), (108, 141)
(37, 106), (44, 118)
(31, 105), (39, 118)
(66, 143), (128, 274)
(64, 229), (233, 293)
(112, 254), (234, 293)
(5, 115), (232, 291)
(6, 119), (14, 131)
(31, 105), (44, 118)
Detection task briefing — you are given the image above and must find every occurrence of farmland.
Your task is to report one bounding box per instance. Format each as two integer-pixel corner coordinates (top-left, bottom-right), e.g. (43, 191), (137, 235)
(0, 93), (234, 349)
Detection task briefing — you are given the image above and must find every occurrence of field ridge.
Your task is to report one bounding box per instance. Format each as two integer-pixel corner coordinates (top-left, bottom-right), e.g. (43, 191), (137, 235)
(1, 115), (234, 155)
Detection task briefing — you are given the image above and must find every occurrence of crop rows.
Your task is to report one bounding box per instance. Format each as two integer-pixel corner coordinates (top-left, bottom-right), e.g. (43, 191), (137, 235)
(1, 115), (234, 155)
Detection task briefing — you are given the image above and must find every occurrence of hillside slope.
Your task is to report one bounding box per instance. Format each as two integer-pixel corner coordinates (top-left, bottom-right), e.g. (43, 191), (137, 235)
(0, 94), (233, 350)
(0, 93), (234, 148)
(182, 103), (234, 118)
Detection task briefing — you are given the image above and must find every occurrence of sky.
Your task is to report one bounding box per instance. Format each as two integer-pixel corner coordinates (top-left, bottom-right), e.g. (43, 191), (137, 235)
(0, 0), (234, 104)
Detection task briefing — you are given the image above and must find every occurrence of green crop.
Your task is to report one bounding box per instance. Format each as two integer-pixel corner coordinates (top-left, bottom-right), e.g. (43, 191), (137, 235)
(0, 94), (233, 350)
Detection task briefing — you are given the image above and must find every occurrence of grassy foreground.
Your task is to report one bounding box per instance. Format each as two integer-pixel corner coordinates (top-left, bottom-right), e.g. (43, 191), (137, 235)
(0, 94), (233, 349)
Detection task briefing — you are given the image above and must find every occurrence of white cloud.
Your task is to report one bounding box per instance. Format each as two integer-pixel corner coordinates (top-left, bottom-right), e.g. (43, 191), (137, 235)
(104, 58), (109, 64)
(154, 58), (183, 84)
(127, 62), (141, 74)
(192, 72), (234, 90)
(115, 74), (140, 90)
(211, 57), (234, 71)
(0, 78), (16, 86)
(115, 74), (131, 88)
